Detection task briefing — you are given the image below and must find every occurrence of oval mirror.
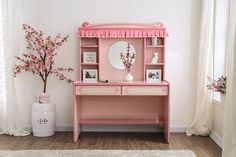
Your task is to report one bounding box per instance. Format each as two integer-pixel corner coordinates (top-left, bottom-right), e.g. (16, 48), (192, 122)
(108, 41), (136, 70)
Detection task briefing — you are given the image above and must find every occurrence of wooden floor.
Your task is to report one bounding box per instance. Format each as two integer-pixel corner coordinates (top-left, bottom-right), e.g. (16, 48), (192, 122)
(0, 132), (221, 157)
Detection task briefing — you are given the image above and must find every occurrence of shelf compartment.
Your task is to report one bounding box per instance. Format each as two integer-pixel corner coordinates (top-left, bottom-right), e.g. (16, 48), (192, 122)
(81, 38), (98, 45)
(146, 37), (164, 46)
(80, 114), (162, 125)
(146, 48), (163, 63)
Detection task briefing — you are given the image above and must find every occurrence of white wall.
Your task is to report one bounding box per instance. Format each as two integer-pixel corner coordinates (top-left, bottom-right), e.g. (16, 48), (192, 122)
(211, 101), (224, 148)
(16, 0), (201, 131)
(213, 102), (224, 137)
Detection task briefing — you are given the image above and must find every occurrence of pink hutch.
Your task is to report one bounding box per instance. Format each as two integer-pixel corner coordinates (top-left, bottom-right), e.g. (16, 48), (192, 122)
(73, 22), (170, 143)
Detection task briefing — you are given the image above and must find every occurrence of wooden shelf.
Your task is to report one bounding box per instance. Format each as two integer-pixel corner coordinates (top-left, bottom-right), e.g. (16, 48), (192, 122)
(146, 45), (164, 48)
(81, 45), (99, 48)
(80, 114), (163, 125)
(146, 63), (164, 66)
(80, 119), (163, 125)
(81, 63), (99, 65)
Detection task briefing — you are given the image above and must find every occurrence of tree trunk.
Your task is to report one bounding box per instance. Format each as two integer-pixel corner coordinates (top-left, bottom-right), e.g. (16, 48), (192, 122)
(43, 78), (47, 93)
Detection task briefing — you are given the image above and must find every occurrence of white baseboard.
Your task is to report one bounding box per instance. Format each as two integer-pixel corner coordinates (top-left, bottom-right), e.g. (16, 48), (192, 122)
(24, 125), (73, 132)
(210, 130), (223, 149)
(24, 124), (187, 133)
(170, 125), (187, 132)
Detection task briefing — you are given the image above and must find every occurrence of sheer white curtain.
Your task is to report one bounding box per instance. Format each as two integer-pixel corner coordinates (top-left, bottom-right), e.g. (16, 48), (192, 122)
(186, 0), (214, 136)
(222, 0), (236, 156)
(0, 0), (29, 136)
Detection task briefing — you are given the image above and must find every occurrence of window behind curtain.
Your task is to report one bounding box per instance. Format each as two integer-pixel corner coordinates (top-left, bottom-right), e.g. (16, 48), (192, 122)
(0, 0), (7, 115)
(213, 0), (229, 102)
(0, 1), (6, 104)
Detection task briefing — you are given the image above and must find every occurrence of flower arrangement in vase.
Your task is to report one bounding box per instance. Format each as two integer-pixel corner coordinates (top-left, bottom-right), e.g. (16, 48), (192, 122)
(14, 24), (73, 103)
(120, 43), (136, 81)
(207, 75), (227, 94)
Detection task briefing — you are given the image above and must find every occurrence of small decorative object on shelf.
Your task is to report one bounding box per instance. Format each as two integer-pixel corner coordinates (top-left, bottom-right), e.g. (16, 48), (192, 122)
(120, 42), (136, 82)
(151, 37), (158, 46)
(83, 69), (98, 82)
(146, 69), (162, 82)
(151, 52), (159, 64)
(151, 37), (161, 46)
(83, 52), (97, 63)
(207, 75), (227, 94)
(13, 24), (74, 137)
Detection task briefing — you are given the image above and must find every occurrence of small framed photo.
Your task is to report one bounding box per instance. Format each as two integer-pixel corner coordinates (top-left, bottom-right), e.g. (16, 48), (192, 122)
(83, 52), (97, 63)
(146, 69), (162, 82)
(83, 69), (97, 82)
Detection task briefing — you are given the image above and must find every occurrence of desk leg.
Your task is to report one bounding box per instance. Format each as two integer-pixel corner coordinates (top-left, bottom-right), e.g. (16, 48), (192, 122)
(73, 86), (81, 143)
(163, 89), (170, 143)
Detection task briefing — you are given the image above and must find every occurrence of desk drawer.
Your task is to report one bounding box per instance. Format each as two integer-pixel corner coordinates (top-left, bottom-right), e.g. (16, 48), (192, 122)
(122, 86), (168, 96)
(76, 86), (121, 95)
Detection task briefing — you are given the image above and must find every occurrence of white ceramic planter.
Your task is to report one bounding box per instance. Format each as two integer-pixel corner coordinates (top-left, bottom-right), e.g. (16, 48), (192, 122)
(31, 102), (56, 137)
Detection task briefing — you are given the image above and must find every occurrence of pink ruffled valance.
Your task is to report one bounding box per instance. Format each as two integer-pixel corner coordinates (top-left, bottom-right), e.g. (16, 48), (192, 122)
(78, 22), (168, 38)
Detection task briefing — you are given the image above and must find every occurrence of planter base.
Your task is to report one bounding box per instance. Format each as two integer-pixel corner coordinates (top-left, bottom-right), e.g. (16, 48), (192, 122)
(33, 129), (55, 137)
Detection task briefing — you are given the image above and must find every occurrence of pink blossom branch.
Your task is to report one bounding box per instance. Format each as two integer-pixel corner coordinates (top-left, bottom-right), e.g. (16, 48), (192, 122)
(52, 69), (73, 83)
(120, 43), (136, 73)
(14, 24), (73, 93)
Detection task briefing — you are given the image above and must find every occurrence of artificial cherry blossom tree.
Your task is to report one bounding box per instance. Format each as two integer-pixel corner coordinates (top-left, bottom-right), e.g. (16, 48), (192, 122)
(14, 24), (73, 93)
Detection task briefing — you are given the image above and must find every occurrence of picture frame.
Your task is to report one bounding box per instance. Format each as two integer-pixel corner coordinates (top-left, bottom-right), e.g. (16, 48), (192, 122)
(83, 69), (97, 82)
(146, 69), (162, 82)
(83, 52), (97, 63)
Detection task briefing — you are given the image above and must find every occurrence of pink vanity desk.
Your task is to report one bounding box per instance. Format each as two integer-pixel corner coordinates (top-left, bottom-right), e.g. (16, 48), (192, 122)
(73, 22), (170, 143)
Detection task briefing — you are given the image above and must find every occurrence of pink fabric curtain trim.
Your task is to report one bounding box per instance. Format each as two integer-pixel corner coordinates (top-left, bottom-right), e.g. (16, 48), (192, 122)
(78, 22), (168, 38)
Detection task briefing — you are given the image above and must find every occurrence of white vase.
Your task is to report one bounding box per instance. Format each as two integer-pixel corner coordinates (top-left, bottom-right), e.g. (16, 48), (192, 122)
(125, 72), (133, 82)
(31, 102), (56, 137)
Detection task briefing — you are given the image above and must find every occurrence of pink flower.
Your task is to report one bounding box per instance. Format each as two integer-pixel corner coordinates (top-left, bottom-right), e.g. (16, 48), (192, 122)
(207, 76), (227, 94)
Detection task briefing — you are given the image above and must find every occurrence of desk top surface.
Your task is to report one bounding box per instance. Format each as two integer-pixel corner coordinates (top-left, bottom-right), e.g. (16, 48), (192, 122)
(74, 80), (169, 86)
